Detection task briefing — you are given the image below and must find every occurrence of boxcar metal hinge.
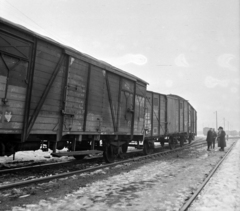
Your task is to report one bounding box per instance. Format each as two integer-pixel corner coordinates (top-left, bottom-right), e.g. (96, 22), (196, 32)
(61, 110), (75, 117)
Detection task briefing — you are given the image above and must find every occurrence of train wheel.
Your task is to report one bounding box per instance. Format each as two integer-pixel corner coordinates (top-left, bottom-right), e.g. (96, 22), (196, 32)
(188, 136), (192, 144)
(161, 141), (165, 147)
(143, 141), (154, 155)
(122, 143), (128, 153)
(169, 138), (176, 150)
(0, 143), (5, 156)
(73, 155), (86, 160)
(180, 137), (185, 147)
(103, 144), (117, 163)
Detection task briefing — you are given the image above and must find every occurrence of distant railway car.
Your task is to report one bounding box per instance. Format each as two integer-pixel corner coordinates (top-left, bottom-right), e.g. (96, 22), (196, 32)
(144, 92), (197, 150)
(0, 18), (147, 162)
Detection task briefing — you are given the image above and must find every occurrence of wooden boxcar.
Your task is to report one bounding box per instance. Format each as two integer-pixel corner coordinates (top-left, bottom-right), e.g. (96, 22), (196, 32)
(144, 92), (197, 150)
(0, 18), (147, 162)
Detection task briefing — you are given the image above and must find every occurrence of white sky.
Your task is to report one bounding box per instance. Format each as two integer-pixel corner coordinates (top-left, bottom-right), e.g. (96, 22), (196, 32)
(1, 0), (239, 131)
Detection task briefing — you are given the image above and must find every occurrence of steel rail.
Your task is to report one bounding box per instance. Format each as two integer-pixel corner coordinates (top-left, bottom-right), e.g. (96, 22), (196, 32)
(179, 140), (237, 211)
(0, 138), (205, 191)
(0, 160), (79, 175)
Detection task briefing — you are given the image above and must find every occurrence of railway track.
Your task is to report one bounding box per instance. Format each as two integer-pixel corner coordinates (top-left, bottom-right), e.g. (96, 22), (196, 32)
(179, 139), (238, 211)
(0, 137), (206, 191)
(0, 137), (205, 175)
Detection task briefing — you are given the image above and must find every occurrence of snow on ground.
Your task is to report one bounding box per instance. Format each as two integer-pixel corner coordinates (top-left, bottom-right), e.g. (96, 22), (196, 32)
(0, 148), (73, 164)
(189, 139), (240, 211)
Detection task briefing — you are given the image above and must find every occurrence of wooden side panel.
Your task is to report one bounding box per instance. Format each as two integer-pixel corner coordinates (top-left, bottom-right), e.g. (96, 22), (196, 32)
(152, 93), (159, 136)
(101, 73), (116, 133)
(194, 110), (197, 134)
(108, 73), (120, 131)
(160, 95), (166, 135)
(167, 97), (179, 134)
(184, 101), (188, 133)
(0, 39), (30, 133)
(179, 100), (184, 132)
(63, 57), (88, 132)
(85, 67), (113, 133)
(134, 83), (146, 135)
(30, 40), (65, 133)
(0, 31), (32, 60)
(145, 92), (152, 137)
(118, 79), (134, 134)
(188, 105), (192, 133)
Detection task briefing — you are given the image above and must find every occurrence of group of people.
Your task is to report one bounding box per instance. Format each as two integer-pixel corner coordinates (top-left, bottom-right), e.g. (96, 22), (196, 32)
(206, 126), (226, 151)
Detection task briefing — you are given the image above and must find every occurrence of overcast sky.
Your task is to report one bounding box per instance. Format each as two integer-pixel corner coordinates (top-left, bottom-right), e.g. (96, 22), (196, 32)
(1, 0), (239, 131)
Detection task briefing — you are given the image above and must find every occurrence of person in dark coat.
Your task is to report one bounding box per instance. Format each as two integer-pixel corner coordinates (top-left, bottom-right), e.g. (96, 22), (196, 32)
(218, 126), (226, 151)
(206, 128), (213, 151)
(212, 128), (217, 149)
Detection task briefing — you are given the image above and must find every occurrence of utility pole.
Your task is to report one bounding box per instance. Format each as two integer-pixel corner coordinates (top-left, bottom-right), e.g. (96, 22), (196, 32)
(214, 111), (218, 129)
(223, 118), (225, 129)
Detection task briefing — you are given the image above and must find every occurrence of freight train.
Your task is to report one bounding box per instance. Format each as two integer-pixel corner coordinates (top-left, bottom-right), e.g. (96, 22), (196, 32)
(0, 18), (197, 163)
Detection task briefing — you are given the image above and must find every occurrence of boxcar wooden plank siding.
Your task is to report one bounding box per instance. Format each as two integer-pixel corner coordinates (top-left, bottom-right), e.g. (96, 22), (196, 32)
(118, 91), (133, 134)
(30, 39), (65, 132)
(34, 62), (65, 76)
(31, 94), (62, 105)
(85, 66), (105, 132)
(184, 101), (188, 132)
(136, 84), (146, 96)
(32, 123), (59, 131)
(167, 97), (180, 134)
(36, 50), (62, 64)
(34, 69), (64, 83)
(34, 56), (63, 71)
(0, 24), (34, 44)
(0, 111), (23, 122)
(0, 81), (27, 95)
(36, 41), (62, 57)
(0, 32), (32, 60)
(33, 116), (59, 124)
(30, 93), (61, 108)
(33, 75), (64, 89)
(68, 65), (88, 75)
(0, 114), (24, 123)
(29, 110), (59, 118)
(152, 94), (160, 136)
(160, 95), (166, 135)
(31, 84), (62, 99)
(179, 100), (184, 132)
(145, 92), (152, 136)
(0, 90), (26, 102)
(63, 56), (88, 132)
(175, 99), (179, 133)
(66, 95), (85, 104)
(108, 73), (120, 129)
(30, 103), (61, 112)
(134, 94), (145, 135)
(0, 122), (23, 129)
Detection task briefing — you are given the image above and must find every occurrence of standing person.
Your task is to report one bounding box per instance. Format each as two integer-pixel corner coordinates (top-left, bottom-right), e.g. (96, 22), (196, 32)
(212, 128), (217, 149)
(218, 126), (226, 151)
(206, 128), (213, 151)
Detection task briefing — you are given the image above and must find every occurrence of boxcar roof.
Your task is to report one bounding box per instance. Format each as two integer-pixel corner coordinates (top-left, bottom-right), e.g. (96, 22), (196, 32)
(0, 17), (148, 85)
(167, 94), (187, 101)
(167, 94), (196, 110)
(147, 90), (166, 96)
